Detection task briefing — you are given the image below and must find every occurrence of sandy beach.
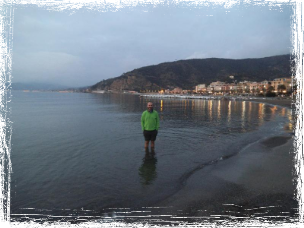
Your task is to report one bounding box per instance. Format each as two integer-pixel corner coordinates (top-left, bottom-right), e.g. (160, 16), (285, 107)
(106, 99), (304, 228)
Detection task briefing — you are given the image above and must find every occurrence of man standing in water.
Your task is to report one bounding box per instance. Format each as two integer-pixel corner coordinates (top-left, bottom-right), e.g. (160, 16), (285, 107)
(141, 102), (160, 149)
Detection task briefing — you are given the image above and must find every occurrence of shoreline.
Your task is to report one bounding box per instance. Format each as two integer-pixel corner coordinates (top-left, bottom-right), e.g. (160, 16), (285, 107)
(247, 98), (294, 109)
(127, 92), (295, 111)
(106, 99), (304, 228)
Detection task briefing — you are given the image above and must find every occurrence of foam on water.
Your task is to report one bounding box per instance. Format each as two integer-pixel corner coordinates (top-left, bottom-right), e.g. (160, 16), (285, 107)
(85, 210), (134, 228)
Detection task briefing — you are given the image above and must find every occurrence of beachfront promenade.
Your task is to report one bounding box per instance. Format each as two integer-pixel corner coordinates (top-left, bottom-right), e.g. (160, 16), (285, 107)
(140, 94), (252, 100)
(140, 94), (304, 102)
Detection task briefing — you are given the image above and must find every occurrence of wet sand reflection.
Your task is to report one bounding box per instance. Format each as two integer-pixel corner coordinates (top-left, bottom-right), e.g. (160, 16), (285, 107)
(138, 148), (158, 186)
(284, 113), (304, 132)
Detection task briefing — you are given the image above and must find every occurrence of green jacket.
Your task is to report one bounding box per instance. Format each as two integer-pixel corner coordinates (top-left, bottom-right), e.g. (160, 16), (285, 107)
(141, 110), (160, 131)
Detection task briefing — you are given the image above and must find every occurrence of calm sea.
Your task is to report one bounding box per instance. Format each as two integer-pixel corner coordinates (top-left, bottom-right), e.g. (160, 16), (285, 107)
(9, 91), (292, 220)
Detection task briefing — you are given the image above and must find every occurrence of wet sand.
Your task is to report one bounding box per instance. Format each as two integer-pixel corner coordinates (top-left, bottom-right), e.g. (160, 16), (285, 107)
(106, 100), (304, 228)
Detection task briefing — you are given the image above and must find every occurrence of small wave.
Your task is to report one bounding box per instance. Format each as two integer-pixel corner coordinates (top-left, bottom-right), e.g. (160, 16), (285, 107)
(90, 210), (134, 228)
(178, 152), (239, 187)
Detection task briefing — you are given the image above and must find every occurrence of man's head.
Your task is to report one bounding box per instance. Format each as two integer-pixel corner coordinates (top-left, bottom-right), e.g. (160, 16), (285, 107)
(147, 102), (153, 112)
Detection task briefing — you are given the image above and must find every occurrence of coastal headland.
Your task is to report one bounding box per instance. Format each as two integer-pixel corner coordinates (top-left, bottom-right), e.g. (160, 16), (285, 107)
(106, 99), (304, 228)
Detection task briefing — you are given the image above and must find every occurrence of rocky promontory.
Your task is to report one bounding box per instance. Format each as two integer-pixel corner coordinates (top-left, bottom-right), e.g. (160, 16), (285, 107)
(90, 54), (291, 92)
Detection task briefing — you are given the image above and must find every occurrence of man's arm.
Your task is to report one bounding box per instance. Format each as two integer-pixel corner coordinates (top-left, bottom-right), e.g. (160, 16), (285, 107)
(141, 112), (145, 131)
(156, 112), (160, 130)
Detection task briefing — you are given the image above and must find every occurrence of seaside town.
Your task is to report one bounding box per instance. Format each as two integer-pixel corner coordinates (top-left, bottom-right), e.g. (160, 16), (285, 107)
(122, 76), (294, 97)
(23, 76), (294, 99)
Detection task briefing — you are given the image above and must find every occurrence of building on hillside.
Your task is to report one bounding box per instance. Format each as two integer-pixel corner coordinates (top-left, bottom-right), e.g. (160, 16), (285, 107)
(209, 81), (226, 93)
(271, 78), (283, 90)
(271, 77), (292, 92)
(222, 84), (231, 93)
(207, 85), (214, 93)
(171, 87), (183, 94)
(214, 85), (224, 92)
(227, 84), (238, 93)
(247, 82), (259, 93)
(210, 81), (225, 87)
(257, 80), (270, 93)
(235, 81), (250, 93)
(195, 84), (206, 93)
(261, 80), (270, 87)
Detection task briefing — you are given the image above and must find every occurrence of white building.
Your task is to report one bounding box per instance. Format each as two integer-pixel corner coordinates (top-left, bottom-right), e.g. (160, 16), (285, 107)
(271, 77), (292, 92)
(209, 81), (225, 92)
(195, 84), (206, 93)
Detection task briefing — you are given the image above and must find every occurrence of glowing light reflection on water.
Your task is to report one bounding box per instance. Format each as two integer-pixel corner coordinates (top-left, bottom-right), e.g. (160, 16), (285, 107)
(10, 92), (292, 216)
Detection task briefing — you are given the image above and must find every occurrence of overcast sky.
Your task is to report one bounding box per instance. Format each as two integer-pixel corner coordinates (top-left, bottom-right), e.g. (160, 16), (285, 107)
(12, 2), (293, 87)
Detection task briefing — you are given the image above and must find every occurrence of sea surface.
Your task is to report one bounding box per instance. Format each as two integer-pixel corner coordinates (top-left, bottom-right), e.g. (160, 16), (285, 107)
(9, 91), (293, 222)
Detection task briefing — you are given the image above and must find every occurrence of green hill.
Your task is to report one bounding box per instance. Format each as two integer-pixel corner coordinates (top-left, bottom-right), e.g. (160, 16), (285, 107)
(91, 54), (291, 92)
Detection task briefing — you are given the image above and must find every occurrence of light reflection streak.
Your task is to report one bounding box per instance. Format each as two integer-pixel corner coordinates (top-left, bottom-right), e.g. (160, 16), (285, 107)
(288, 111), (292, 121)
(217, 100), (221, 120)
(288, 123), (293, 131)
(248, 102), (252, 122)
(160, 100), (163, 112)
(208, 100), (213, 121)
(270, 106), (278, 118)
(228, 101), (231, 124)
(202, 100), (206, 111)
(258, 103), (265, 125)
(241, 101), (246, 130)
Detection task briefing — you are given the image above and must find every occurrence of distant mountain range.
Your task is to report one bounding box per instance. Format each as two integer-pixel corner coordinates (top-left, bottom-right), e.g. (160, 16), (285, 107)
(91, 54), (291, 92)
(11, 82), (70, 91)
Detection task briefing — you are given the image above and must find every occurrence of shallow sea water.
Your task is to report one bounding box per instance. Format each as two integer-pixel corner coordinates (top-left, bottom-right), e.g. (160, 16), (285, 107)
(9, 91), (294, 222)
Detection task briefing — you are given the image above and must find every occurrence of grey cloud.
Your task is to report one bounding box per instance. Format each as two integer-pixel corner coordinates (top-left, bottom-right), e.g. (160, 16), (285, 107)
(12, 3), (292, 87)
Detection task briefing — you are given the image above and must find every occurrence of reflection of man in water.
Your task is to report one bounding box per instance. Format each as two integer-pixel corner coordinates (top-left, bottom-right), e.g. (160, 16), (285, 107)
(138, 149), (158, 185)
(141, 102), (160, 149)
